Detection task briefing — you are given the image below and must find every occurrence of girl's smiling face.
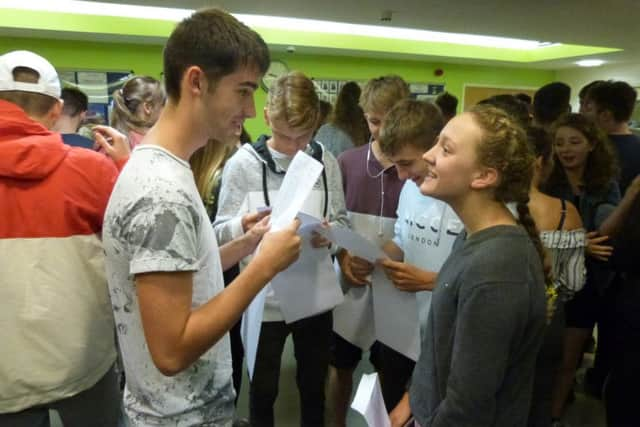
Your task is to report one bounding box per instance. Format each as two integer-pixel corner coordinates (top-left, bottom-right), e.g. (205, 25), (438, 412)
(553, 126), (593, 172)
(420, 113), (486, 203)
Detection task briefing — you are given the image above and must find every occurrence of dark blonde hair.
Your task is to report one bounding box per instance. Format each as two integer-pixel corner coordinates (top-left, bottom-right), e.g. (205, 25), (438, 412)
(546, 113), (619, 195)
(110, 75), (165, 134)
(359, 75), (410, 114)
(189, 140), (235, 205)
(331, 81), (369, 147)
(267, 71), (320, 131)
(470, 104), (551, 285)
(379, 99), (443, 156)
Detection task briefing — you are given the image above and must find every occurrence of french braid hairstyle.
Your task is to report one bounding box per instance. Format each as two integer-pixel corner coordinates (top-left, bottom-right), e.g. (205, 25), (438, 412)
(111, 75), (165, 134)
(470, 104), (553, 289)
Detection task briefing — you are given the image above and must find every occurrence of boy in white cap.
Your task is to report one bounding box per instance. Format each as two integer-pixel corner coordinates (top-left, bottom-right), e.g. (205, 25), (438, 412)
(0, 50), (129, 426)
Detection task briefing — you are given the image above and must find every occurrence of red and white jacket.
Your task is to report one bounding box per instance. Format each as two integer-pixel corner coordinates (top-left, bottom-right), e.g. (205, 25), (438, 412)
(0, 100), (119, 412)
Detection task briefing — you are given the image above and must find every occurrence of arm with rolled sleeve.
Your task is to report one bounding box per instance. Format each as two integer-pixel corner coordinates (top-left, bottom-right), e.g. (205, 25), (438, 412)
(323, 150), (350, 254)
(213, 155), (251, 245)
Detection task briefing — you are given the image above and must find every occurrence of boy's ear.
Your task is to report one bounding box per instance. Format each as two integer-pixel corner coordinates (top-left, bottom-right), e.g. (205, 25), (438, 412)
(143, 101), (152, 116)
(43, 99), (63, 130)
(470, 166), (499, 190)
(182, 65), (206, 97)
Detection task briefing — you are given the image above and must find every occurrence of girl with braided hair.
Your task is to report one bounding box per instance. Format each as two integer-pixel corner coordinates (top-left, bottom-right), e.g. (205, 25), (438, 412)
(110, 75), (165, 148)
(390, 105), (548, 427)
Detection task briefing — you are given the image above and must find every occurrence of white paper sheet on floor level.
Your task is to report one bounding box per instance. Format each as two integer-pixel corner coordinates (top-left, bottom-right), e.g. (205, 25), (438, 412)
(351, 373), (391, 427)
(269, 151), (324, 230)
(271, 228), (344, 324)
(371, 268), (420, 361)
(241, 285), (267, 380)
(332, 214), (396, 351)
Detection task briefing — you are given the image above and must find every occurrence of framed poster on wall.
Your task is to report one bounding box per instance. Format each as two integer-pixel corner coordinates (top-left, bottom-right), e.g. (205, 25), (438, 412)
(59, 69), (133, 125)
(409, 83), (445, 102)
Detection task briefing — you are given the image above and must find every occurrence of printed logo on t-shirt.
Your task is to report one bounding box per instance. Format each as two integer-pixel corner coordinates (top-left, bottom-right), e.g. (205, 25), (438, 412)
(405, 214), (462, 248)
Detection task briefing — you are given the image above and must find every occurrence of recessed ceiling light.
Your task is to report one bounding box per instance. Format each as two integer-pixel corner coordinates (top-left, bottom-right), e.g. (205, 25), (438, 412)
(0, 0), (559, 50)
(576, 59), (605, 67)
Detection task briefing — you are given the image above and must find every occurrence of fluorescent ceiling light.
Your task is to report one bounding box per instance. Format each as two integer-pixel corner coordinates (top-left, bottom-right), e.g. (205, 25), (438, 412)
(236, 15), (557, 50)
(0, 0), (193, 20)
(0, 0), (558, 50)
(576, 59), (605, 67)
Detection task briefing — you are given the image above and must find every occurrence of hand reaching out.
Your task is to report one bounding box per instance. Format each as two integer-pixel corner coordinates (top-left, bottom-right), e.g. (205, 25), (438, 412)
(337, 249), (373, 286)
(257, 218), (302, 275)
(93, 125), (130, 163)
(242, 215), (271, 251)
(241, 208), (271, 233)
(310, 220), (332, 249)
(389, 392), (412, 427)
(378, 259), (436, 292)
(586, 231), (613, 261)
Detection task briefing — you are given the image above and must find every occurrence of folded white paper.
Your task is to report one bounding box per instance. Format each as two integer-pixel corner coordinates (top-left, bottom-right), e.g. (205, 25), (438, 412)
(371, 269), (420, 362)
(351, 373), (391, 427)
(327, 226), (387, 263)
(270, 151), (324, 230)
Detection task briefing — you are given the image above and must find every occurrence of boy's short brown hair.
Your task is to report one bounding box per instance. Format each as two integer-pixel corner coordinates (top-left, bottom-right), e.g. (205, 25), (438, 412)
(379, 99), (443, 156)
(163, 8), (270, 102)
(359, 75), (410, 114)
(266, 71), (320, 131)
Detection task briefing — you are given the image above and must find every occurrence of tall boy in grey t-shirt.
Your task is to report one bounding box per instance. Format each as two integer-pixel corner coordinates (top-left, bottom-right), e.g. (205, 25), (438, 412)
(102, 9), (302, 426)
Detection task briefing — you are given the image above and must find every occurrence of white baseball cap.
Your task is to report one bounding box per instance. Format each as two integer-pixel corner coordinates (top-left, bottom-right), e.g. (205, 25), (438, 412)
(0, 50), (61, 99)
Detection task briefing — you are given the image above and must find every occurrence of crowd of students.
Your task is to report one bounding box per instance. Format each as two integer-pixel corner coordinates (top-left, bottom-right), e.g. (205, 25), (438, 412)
(1, 7), (639, 427)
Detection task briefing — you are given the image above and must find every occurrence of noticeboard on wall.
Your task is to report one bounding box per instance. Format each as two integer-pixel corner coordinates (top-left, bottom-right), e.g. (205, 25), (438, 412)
(58, 70), (133, 125)
(409, 82), (446, 101)
(312, 78), (445, 105)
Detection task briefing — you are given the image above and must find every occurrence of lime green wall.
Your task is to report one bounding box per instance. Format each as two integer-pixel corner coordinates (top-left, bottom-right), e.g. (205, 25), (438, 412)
(0, 36), (164, 78)
(0, 36), (555, 138)
(261, 54), (554, 137)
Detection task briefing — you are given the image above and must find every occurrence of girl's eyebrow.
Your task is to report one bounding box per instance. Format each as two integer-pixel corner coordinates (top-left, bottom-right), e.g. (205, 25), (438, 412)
(439, 134), (455, 147)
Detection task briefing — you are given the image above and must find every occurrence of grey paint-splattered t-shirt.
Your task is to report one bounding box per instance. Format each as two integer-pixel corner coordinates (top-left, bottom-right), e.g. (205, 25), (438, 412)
(103, 145), (234, 426)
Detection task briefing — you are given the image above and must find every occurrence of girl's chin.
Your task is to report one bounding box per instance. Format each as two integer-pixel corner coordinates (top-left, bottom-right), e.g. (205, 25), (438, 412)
(419, 180), (435, 196)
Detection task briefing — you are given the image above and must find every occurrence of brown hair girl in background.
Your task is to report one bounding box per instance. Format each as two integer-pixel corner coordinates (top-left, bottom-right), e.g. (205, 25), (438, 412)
(544, 113), (620, 422)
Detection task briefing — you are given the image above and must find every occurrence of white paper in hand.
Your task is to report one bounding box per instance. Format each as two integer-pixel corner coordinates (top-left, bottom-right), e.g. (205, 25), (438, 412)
(351, 373), (391, 427)
(296, 212), (323, 234)
(241, 285), (267, 380)
(270, 151), (324, 230)
(371, 269), (420, 361)
(326, 227), (387, 263)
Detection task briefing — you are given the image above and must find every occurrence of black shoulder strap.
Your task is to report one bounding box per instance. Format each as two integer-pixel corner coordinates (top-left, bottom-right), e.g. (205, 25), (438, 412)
(557, 198), (567, 230)
(256, 137), (329, 217)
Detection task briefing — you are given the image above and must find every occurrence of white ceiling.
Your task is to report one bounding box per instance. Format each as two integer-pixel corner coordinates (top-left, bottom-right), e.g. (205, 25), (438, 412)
(39, 0), (640, 69)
